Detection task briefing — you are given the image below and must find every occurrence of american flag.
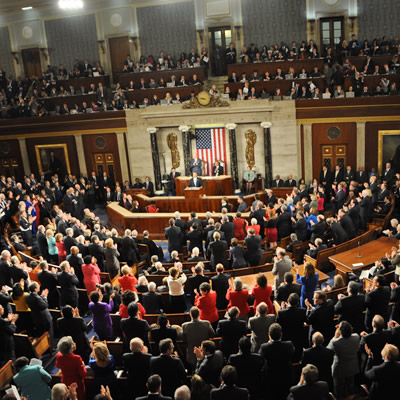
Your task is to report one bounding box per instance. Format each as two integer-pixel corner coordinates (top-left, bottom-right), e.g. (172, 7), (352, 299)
(195, 127), (227, 176)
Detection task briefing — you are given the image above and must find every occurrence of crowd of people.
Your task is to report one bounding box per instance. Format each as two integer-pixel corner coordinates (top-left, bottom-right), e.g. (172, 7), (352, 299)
(0, 158), (399, 400)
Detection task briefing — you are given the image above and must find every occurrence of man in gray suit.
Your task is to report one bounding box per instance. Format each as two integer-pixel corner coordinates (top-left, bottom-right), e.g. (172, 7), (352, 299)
(272, 249), (293, 294)
(248, 302), (275, 352)
(182, 306), (215, 371)
(190, 157), (202, 176)
(327, 321), (360, 398)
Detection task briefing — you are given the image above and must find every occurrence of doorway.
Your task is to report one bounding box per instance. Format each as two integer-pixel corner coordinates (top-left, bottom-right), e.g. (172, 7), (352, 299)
(320, 17), (344, 52)
(321, 144), (347, 171)
(21, 48), (42, 78)
(109, 36), (130, 83)
(208, 26), (232, 76)
(93, 152), (116, 182)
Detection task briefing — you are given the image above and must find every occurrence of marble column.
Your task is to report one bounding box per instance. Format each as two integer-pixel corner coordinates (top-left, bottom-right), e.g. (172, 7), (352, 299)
(147, 127), (162, 190)
(115, 132), (130, 182)
(225, 123), (239, 190)
(179, 125), (191, 176)
(74, 134), (87, 177)
(261, 122), (272, 187)
(303, 123), (313, 182)
(18, 138), (31, 176)
(356, 122), (366, 168)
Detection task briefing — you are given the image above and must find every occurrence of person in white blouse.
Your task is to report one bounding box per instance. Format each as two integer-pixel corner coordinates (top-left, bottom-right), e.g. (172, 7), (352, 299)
(167, 263), (187, 313)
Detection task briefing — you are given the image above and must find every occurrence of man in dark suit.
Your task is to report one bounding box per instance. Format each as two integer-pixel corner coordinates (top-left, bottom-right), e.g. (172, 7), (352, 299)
(119, 230), (140, 267)
(306, 238), (328, 259)
(136, 374), (172, 400)
(188, 264), (209, 302)
(88, 235), (105, 271)
(271, 175), (284, 187)
(150, 338), (186, 398)
(288, 363), (330, 400)
(168, 168), (180, 195)
(337, 209), (356, 239)
(190, 158), (202, 176)
(63, 228), (78, 255)
(277, 205), (292, 239)
(306, 290), (335, 345)
(36, 225), (48, 258)
(276, 272), (301, 303)
(325, 218), (348, 245)
(364, 343), (400, 400)
(381, 162), (395, 186)
(123, 337), (153, 399)
(228, 336), (263, 399)
(142, 230), (164, 261)
(309, 215), (326, 243)
(212, 161), (224, 176)
(189, 172), (202, 188)
(56, 261), (79, 308)
(365, 274), (391, 331)
(144, 177), (155, 197)
(373, 195), (392, 218)
(332, 165), (344, 185)
(225, 42), (237, 64)
(194, 340), (224, 388)
(216, 306), (247, 359)
(265, 189), (277, 205)
(26, 282), (54, 344)
(210, 365), (249, 400)
(292, 211), (308, 241)
(259, 323), (295, 400)
(250, 201), (266, 238)
(37, 261), (59, 309)
(165, 218), (182, 254)
(244, 228), (262, 266)
(301, 332), (334, 391)
(173, 212), (187, 247)
(356, 166), (368, 185)
(207, 232), (228, 270)
(284, 175), (297, 187)
(335, 281), (366, 334)
(121, 303), (151, 351)
(220, 215), (234, 246)
(332, 183), (346, 211)
(319, 166), (332, 196)
(141, 283), (163, 314)
(187, 224), (203, 253)
(211, 264), (230, 310)
(66, 248), (84, 288)
(286, 233), (302, 253)
(276, 293), (307, 362)
(347, 199), (361, 234)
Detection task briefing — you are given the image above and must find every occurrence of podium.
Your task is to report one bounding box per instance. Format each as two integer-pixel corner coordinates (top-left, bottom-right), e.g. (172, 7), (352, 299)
(176, 176), (233, 196)
(184, 186), (206, 199)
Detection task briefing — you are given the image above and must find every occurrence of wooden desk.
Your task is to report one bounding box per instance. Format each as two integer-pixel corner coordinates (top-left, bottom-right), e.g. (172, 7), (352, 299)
(329, 237), (397, 283)
(42, 93), (97, 109)
(60, 75), (111, 89)
(176, 176), (233, 196)
(116, 67), (207, 86)
(240, 265), (329, 291)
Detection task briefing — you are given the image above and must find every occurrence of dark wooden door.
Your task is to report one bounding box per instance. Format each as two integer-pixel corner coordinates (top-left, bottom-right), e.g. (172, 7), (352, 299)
(21, 48), (42, 78)
(321, 144), (347, 171)
(320, 17), (344, 53)
(109, 36), (130, 83)
(208, 27), (232, 76)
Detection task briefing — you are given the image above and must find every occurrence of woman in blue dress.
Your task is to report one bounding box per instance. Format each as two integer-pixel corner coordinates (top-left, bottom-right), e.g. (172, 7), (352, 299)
(295, 262), (319, 307)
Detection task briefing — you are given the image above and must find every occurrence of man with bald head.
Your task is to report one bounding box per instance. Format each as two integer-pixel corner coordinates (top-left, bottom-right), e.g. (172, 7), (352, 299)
(365, 343), (400, 399)
(301, 332), (334, 390)
(174, 385), (191, 400)
(0, 250), (12, 287)
(123, 337), (153, 399)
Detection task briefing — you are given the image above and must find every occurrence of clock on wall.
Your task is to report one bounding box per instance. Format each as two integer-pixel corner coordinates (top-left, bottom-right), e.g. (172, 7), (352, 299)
(327, 126), (341, 140)
(197, 91), (211, 106)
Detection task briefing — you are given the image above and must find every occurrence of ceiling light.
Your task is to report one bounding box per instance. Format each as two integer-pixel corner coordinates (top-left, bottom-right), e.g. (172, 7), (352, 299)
(21, 7), (33, 10)
(58, 0), (83, 9)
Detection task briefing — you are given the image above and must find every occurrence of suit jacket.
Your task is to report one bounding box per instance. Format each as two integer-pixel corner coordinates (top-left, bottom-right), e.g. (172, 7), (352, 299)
(56, 271), (79, 306)
(277, 211), (292, 238)
(136, 394), (172, 400)
(216, 318), (247, 357)
(187, 229), (203, 252)
(307, 244), (328, 259)
(301, 346), (334, 390)
(244, 235), (262, 266)
(360, 329), (391, 366)
(333, 189), (346, 209)
(165, 226), (182, 253)
(319, 170), (332, 186)
(334, 294), (365, 333)
(276, 282), (301, 302)
(182, 319), (215, 366)
(141, 292), (163, 314)
(190, 159), (202, 175)
(344, 170), (355, 184)
(64, 235), (78, 254)
(271, 179), (284, 187)
(144, 181), (154, 196)
(248, 314), (275, 352)
(288, 381), (330, 400)
(210, 385), (249, 400)
(221, 222), (235, 246)
(211, 273), (230, 309)
(365, 359), (400, 400)
(333, 169), (344, 183)
(189, 177), (202, 187)
(328, 222), (348, 245)
(37, 231), (48, 257)
(293, 218), (308, 241)
(120, 316), (151, 350)
(382, 168), (395, 185)
(284, 179), (297, 187)
(150, 354), (186, 397)
(119, 236), (139, 265)
(207, 240), (228, 268)
(365, 286), (391, 327)
(212, 165), (224, 176)
(123, 351), (153, 398)
(195, 350), (224, 387)
(272, 256), (293, 288)
(88, 242), (105, 270)
(307, 300), (335, 343)
(339, 214), (356, 239)
(327, 334), (360, 377)
(25, 293), (52, 332)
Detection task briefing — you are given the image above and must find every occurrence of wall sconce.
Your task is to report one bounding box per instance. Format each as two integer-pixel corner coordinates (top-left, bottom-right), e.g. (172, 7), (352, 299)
(349, 17), (356, 33)
(40, 48), (49, 61)
(97, 40), (105, 54)
(234, 26), (241, 41)
(129, 36), (138, 50)
(308, 19), (316, 37)
(196, 29), (204, 44)
(11, 51), (19, 64)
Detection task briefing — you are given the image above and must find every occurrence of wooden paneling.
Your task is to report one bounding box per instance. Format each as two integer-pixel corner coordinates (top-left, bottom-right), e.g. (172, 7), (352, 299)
(22, 48), (42, 78)
(123, 85), (202, 103)
(0, 139), (24, 180)
(109, 37), (130, 82)
(365, 121), (400, 172)
(25, 136), (80, 178)
(82, 133), (122, 184)
(312, 122), (356, 179)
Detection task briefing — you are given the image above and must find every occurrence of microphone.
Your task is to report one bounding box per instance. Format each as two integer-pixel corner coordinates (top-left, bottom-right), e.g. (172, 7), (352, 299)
(357, 241), (362, 258)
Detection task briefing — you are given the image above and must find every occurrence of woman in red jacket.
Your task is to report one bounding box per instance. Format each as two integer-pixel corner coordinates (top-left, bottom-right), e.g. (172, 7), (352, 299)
(119, 290), (146, 319)
(82, 255), (101, 296)
(226, 278), (250, 319)
(56, 335), (87, 400)
(194, 282), (219, 328)
(118, 266), (138, 293)
(251, 273), (274, 314)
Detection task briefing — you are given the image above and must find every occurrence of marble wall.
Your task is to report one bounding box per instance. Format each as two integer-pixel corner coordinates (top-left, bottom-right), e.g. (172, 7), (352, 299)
(124, 100), (299, 189)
